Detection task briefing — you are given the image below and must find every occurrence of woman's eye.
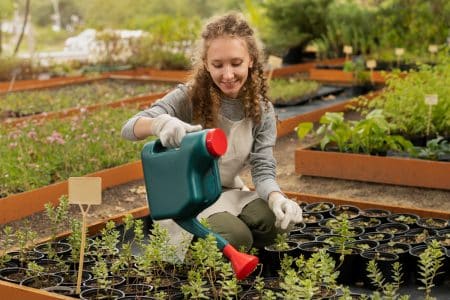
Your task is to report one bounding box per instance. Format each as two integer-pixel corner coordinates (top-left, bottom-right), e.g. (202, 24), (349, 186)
(232, 62), (242, 67)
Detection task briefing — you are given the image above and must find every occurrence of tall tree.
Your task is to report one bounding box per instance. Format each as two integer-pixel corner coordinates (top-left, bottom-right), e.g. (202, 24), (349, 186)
(13, 0), (30, 55)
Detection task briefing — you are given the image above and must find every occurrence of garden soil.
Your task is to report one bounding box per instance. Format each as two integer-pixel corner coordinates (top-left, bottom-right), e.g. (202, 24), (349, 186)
(1, 132), (449, 242)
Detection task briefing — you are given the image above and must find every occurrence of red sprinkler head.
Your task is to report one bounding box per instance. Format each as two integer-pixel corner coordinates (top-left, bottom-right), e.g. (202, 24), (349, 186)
(223, 244), (259, 280)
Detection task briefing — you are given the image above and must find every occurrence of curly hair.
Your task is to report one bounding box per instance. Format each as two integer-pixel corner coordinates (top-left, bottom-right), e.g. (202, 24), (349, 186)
(188, 12), (269, 128)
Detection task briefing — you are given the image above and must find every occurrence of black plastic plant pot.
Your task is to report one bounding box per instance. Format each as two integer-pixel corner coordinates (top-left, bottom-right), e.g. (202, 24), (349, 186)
(147, 275), (181, 291)
(117, 283), (154, 296)
(20, 274), (64, 289)
(7, 250), (45, 268)
(288, 222), (306, 235)
(304, 202), (335, 218)
(375, 243), (411, 284)
(350, 217), (381, 232)
(318, 218), (341, 230)
(406, 227), (437, 238)
(425, 236), (450, 250)
(330, 205), (361, 220)
(360, 251), (399, 290)
(316, 234), (346, 247)
(437, 228), (450, 238)
(43, 285), (78, 297)
(300, 226), (332, 237)
(79, 287), (125, 300)
(34, 242), (72, 258)
(416, 217), (449, 230)
(0, 267), (31, 284)
(409, 244), (448, 286)
(288, 233), (315, 245)
(360, 208), (391, 223)
(55, 270), (93, 287)
(332, 225), (365, 239)
(345, 240), (379, 252)
(392, 234), (427, 248)
(387, 213), (420, 228)
(358, 232), (394, 244)
(36, 258), (65, 274)
(83, 275), (126, 289)
(327, 246), (362, 285)
(298, 241), (330, 260)
(301, 212), (324, 227)
(375, 222), (410, 236)
(261, 241), (299, 277)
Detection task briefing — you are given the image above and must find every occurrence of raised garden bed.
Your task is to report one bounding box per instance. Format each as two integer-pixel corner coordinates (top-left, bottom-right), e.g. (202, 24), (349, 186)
(1, 78), (174, 123)
(295, 146), (450, 190)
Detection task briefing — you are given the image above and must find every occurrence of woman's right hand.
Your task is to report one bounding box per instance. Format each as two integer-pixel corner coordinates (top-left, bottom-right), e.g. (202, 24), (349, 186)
(151, 114), (202, 148)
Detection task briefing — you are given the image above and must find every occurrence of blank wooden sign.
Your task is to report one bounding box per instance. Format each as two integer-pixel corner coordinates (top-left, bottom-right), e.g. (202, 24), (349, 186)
(68, 177), (102, 205)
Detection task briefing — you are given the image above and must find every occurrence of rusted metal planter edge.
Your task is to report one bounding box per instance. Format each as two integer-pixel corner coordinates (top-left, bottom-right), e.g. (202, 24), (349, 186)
(309, 68), (386, 84)
(295, 147), (450, 190)
(0, 161), (143, 224)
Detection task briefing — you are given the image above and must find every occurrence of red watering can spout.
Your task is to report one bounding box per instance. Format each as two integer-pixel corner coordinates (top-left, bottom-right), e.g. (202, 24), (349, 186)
(223, 244), (259, 280)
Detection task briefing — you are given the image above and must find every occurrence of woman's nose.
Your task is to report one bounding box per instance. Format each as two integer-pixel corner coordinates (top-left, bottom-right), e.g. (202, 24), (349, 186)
(222, 65), (234, 80)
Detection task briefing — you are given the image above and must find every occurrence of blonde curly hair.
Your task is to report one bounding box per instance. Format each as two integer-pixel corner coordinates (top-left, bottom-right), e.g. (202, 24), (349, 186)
(188, 12), (269, 128)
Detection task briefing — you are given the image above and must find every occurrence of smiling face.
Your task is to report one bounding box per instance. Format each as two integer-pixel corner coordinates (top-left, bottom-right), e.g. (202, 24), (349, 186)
(205, 36), (253, 98)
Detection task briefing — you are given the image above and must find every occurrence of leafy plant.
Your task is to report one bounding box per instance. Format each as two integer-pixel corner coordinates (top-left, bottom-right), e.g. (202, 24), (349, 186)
(44, 195), (69, 259)
(269, 79), (320, 103)
(366, 260), (409, 300)
(417, 240), (445, 300)
(0, 226), (14, 267)
(343, 59), (371, 85)
(110, 214), (144, 284)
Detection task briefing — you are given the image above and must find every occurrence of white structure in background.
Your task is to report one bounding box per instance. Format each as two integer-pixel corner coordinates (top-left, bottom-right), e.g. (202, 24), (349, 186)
(64, 28), (145, 63)
(18, 28), (144, 66)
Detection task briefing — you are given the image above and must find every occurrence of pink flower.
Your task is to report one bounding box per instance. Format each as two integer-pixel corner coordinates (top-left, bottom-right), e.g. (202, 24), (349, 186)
(27, 130), (37, 140)
(47, 131), (66, 145)
(8, 142), (17, 148)
(81, 133), (88, 139)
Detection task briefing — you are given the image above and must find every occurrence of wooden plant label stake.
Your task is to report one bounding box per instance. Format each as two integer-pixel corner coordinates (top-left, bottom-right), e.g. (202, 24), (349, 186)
(68, 177), (102, 294)
(424, 94), (438, 136)
(428, 44), (438, 54)
(366, 59), (377, 84)
(267, 55), (282, 82)
(343, 45), (353, 61)
(395, 48), (404, 66)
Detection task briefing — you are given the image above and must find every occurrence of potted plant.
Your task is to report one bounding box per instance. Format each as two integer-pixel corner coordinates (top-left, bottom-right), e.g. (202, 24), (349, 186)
(304, 202), (335, 218)
(375, 222), (410, 236)
(330, 205), (361, 220)
(416, 217), (449, 230)
(360, 208), (391, 223)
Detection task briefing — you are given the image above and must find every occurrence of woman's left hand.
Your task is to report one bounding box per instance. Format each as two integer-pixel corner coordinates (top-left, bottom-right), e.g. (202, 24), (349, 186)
(268, 192), (303, 229)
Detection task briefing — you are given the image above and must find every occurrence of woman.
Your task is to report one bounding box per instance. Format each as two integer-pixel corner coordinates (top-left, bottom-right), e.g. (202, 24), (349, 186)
(121, 12), (302, 251)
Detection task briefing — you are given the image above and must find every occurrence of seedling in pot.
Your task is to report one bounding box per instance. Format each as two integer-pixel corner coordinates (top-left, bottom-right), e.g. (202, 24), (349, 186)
(43, 195), (70, 259)
(0, 226), (14, 268)
(417, 240), (445, 300)
(366, 260), (407, 298)
(110, 214), (144, 285)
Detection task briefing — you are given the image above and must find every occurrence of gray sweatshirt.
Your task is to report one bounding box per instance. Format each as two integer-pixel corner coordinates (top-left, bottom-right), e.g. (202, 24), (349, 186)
(121, 84), (281, 201)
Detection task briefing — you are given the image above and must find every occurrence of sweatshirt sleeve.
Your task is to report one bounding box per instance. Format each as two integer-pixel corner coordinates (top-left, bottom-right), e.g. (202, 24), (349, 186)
(121, 84), (192, 141)
(249, 102), (281, 201)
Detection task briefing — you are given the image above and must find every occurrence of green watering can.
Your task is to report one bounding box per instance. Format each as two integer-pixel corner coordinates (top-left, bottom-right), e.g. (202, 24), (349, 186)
(141, 128), (259, 280)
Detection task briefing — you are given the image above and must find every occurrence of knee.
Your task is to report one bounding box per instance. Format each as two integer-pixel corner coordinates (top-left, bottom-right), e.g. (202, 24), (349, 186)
(207, 213), (253, 251)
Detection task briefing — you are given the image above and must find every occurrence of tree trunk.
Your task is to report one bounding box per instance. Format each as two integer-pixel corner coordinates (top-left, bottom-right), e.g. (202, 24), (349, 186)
(0, 19), (2, 55)
(13, 0), (30, 56)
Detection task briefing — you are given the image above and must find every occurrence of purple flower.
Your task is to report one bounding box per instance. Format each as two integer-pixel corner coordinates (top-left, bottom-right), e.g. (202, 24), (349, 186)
(47, 131), (66, 144)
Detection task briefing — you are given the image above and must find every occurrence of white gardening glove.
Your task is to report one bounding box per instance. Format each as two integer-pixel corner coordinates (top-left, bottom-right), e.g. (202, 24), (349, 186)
(151, 114), (202, 148)
(268, 192), (303, 230)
